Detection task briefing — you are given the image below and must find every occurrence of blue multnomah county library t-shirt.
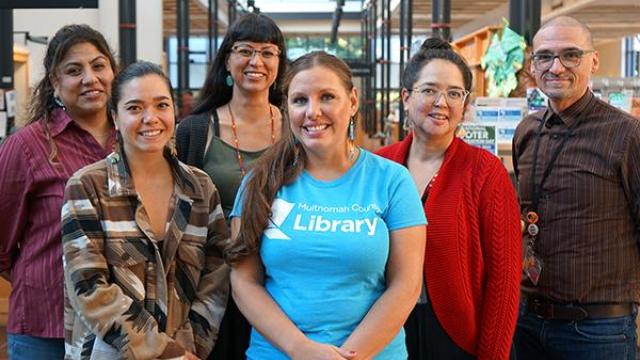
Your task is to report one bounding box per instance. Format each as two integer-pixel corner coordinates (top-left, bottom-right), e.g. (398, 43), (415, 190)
(231, 150), (427, 360)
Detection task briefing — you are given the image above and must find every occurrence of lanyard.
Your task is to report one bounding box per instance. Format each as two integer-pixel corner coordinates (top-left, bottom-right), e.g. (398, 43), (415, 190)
(529, 115), (583, 211)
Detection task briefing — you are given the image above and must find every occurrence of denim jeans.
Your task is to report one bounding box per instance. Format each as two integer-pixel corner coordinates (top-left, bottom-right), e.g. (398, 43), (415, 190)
(514, 298), (637, 360)
(7, 333), (65, 360)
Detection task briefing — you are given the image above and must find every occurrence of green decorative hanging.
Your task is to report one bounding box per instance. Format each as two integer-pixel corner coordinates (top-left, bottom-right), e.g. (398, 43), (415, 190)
(481, 19), (526, 97)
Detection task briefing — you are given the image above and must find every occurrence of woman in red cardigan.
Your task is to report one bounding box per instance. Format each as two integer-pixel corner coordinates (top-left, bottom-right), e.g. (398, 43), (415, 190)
(377, 38), (521, 360)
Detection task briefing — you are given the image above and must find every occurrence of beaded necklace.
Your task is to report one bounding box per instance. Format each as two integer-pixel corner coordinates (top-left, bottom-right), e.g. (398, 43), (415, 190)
(228, 103), (276, 177)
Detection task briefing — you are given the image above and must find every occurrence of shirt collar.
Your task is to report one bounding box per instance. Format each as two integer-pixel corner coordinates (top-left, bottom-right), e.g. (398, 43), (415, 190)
(106, 148), (205, 201)
(543, 90), (594, 128)
(48, 108), (75, 137)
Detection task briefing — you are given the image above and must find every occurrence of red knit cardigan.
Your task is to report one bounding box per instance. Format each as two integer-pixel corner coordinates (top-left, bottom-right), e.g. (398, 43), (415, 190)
(377, 134), (521, 360)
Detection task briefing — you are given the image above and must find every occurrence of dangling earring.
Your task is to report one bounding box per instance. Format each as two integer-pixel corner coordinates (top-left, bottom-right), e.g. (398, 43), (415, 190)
(348, 117), (356, 161)
(53, 94), (66, 110)
(348, 117), (355, 141)
(225, 73), (234, 87)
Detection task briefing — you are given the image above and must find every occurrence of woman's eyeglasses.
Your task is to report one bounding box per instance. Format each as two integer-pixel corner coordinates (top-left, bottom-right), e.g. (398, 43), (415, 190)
(409, 87), (469, 107)
(231, 44), (280, 60)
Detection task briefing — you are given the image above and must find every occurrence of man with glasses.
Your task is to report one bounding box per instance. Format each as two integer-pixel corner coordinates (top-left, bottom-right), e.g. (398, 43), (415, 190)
(512, 16), (640, 359)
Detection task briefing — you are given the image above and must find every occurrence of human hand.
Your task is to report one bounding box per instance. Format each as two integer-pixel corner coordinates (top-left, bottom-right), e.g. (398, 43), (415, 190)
(183, 351), (200, 360)
(290, 339), (357, 360)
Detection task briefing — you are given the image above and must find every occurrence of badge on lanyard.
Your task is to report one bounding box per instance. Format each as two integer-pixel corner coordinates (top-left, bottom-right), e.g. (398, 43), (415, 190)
(522, 210), (543, 286)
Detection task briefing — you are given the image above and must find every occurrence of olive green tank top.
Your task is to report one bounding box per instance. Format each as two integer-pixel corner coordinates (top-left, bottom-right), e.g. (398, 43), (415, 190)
(202, 113), (267, 219)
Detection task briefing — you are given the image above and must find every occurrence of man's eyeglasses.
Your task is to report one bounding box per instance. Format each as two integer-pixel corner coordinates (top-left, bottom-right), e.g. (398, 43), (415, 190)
(231, 44), (280, 60)
(409, 87), (469, 107)
(531, 49), (594, 71)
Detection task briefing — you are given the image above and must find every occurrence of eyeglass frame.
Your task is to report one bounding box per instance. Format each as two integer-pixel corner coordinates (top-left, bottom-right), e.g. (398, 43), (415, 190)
(230, 43), (281, 60)
(530, 48), (595, 71)
(408, 86), (470, 107)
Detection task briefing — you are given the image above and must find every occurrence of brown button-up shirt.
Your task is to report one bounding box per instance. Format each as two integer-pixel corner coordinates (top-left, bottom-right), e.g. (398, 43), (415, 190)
(62, 151), (230, 359)
(513, 90), (640, 303)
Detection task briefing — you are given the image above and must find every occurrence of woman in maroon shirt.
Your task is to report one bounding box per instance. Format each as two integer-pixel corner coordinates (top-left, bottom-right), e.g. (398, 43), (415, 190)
(0, 24), (117, 359)
(376, 38), (521, 360)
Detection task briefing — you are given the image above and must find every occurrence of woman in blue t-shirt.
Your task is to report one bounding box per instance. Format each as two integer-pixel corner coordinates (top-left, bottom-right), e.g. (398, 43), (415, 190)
(226, 51), (427, 360)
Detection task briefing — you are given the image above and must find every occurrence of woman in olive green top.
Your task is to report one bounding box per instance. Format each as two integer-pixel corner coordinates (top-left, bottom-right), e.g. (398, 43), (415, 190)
(175, 12), (286, 359)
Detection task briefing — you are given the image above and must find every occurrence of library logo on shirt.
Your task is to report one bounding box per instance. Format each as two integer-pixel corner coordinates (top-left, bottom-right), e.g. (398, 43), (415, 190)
(265, 199), (295, 240)
(265, 199), (379, 240)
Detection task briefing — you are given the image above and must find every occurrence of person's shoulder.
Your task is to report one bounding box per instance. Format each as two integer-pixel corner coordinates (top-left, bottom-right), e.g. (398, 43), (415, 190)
(1, 121), (43, 148)
(593, 98), (640, 128)
(176, 112), (209, 133)
(366, 149), (405, 170)
(70, 158), (109, 182)
(449, 138), (502, 173)
(183, 162), (211, 182)
(375, 141), (402, 158)
(180, 112), (209, 124)
(364, 150), (412, 184)
(179, 160), (218, 194)
(516, 109), (544, 131)
(65, 159), (109, 197)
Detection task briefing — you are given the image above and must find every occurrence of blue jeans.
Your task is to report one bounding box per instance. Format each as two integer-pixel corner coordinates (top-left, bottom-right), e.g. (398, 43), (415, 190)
(7, 333), (65, 360)
(514, 298), (637, 360)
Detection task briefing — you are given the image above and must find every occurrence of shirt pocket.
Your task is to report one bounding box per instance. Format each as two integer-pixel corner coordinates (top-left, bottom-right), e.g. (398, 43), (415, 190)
(104, 238), (148, 301)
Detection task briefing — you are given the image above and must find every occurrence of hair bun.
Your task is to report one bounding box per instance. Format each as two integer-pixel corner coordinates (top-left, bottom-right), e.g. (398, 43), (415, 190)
(420, 38), (452, 51)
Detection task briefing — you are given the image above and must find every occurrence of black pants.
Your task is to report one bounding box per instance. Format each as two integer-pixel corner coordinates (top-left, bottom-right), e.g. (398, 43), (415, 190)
(404, 299), (476, 360)
(208, 297), (251, 360)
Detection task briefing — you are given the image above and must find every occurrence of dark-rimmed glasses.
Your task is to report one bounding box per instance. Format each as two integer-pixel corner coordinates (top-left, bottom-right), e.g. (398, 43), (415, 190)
(531, 49), (594, 71)
(231, 44), (280, 60)
(409, 86), (469, 107)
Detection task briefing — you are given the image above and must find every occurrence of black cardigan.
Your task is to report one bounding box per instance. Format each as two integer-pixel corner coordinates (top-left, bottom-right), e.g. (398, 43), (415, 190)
(175, 112), (210, 169)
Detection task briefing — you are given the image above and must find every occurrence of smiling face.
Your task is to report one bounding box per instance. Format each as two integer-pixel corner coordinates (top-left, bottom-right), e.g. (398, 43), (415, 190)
(403, 58), (466, 142)
(287, 65), (358, 162)
(531, 25), (599, 112)
(113, 74), (175, 157)
(52, 42), (114, 120)
(226, 41), (280, 94)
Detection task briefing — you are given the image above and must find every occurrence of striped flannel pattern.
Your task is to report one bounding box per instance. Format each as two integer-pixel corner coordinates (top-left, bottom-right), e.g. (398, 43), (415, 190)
(513, 90), (640, 303)
(62, 151), (230, 359)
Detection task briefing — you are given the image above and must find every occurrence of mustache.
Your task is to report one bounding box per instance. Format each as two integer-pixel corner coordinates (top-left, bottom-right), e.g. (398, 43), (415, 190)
(542, 73), (572, 81)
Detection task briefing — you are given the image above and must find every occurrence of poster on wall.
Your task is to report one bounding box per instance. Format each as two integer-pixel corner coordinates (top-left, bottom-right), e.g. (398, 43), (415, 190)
(460, 123), (497, 155)
(526, 88), (547, 112)
(0, 111), (7, 139)
(498, 108), (524, 142)
(5, 90), (16, 118)
(608, 90), (633, 113)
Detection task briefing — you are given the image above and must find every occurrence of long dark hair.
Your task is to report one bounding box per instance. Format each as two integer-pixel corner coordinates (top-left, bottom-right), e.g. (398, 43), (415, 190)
(28, 24), (117, 163)
(226, 51), (359, 263)
(402, 38), (473, 95)
(193, 13), (287, 114)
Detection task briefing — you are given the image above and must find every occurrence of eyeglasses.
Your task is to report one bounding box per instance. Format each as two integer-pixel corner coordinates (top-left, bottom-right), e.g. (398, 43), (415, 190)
(531, 49), (594, 71)
(409, 86), (469, 107)
(231, 44), (280, 60)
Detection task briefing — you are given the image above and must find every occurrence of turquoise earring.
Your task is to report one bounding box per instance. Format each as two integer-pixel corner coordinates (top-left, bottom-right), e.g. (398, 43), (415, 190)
(225, 74), (234, 87)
